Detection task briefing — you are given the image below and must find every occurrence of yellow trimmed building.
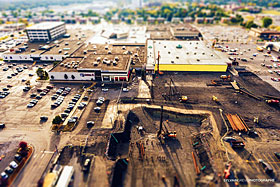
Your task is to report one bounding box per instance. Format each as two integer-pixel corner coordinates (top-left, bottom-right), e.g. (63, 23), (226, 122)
(146, 40), (230, 72)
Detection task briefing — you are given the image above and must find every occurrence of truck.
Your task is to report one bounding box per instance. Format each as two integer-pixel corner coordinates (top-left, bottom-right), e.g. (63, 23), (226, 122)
(230, 140), (245, 149)
(56, 166), (74, 187)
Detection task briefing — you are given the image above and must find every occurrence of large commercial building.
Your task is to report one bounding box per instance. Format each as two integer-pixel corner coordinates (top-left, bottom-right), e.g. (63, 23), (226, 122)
(48, 44), (146, 82)
(2, 40), (83, 62)
(26, 22), (66, 42)
(146, 40), (230, 72)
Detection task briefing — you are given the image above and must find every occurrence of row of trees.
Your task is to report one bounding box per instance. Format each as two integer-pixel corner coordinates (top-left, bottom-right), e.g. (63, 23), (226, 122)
(104, 3), (230, 22)
(241, 17), (273, 29)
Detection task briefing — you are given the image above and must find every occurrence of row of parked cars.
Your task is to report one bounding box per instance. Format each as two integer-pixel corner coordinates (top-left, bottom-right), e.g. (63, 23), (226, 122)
(86, 97), (106, 128)
(27, 86), (54, 108)
(0, 87), (10, 99)
(0, 154), (22, 181)
(51, 87), (71, 108)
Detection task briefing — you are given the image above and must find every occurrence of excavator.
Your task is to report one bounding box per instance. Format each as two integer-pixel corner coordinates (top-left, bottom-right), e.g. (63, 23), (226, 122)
(157, 106), (177, 143)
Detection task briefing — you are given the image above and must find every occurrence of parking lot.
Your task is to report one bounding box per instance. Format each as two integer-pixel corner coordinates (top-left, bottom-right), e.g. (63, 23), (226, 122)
(0, 61), (83, 131)
(198, 25), (280, 91)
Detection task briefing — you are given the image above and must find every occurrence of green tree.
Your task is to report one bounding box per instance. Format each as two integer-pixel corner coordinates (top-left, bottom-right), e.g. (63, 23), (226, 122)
(245, 21), (258, 29)
(262, 17), (273, 28)
(52, 115), (62, 124)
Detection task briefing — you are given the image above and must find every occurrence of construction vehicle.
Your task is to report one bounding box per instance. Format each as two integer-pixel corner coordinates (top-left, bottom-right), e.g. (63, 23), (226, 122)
(163, 122), (176, 138)
(212, 95), (219, 102)
(224, 162), (232, 179)
(179, 96), (188, 103)
(220, 75), (231, 81)
(265, 99), (279, 105)
(230, 140), (245, 149)
(157, 106), (176, 143)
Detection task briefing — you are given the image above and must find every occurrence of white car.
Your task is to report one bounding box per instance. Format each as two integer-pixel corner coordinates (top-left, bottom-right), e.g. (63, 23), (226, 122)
(102, 88), (108, 92)
(9, 161), (18, 169)
(268, 70), (273, 74)
(122, 88), (129, 92)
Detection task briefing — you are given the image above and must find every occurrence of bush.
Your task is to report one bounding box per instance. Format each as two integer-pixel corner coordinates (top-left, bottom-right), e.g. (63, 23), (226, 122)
(52, 115), (62, 124)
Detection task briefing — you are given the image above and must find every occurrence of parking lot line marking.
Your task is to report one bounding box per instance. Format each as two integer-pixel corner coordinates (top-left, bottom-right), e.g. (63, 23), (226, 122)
(262, 153), (277, 172)
(245, 160), (254, 171)
(250, 153), (261, 173)
(41, 154), (45, 158)
(267, 153), (280, 170)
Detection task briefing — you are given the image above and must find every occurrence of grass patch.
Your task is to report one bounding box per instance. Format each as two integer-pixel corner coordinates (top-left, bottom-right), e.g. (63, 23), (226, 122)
(262, 10), (280, 16)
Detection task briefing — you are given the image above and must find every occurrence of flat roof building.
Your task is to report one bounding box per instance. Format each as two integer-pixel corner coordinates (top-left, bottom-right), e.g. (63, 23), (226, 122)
(48, 43), (147, 82)
(146, 40), (230, 72)
(249, 28), (280, 40)
(170, 25), (202, 40)
(26, 22), (66, 42)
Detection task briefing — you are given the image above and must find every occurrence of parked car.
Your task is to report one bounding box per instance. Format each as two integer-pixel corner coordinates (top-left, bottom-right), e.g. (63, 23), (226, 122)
(14, 154), (22, 162)
(83, 158), (91, 172)
(122, 88), (129, 92)
(9, 161), (18, 169)
(0, 123), (5, 129)
(87, 121), (94, 127)
(27, 103), (35, 108)
(258, 159), (273, 174)
(1, 172), (8, 180)
(102, 88), (109, 92)
(4, 167), (13, 174)
(40, 116), (48, 121)
(274, 152), (280, 159)
(94, 107), (101, 112)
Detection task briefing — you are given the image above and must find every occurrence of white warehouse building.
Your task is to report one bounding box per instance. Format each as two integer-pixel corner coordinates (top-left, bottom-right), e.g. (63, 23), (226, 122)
(26, 22), (66, 42)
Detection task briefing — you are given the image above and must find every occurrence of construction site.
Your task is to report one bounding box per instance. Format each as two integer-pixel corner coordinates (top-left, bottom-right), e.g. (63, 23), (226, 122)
(41, 68), (280, 187)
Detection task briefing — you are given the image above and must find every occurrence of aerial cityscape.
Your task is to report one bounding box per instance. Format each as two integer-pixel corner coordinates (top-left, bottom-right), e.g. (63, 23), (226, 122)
(0, 0), (279, 186)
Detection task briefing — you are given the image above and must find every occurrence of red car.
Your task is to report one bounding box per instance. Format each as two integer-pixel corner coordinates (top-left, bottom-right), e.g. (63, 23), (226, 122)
(271, 77), (279, 82)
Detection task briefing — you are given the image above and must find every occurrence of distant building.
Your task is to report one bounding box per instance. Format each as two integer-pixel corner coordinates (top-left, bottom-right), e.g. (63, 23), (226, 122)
(89, 17), (100, 24)
(111, 16), (120, 24)
(205, 17), (214, 24)
(26, 22), (66, 42)
(157, 17), (165, 24)
(147, 17), (156, 24)
(170, 25), (202, 40)
(171, 17), (181, 24)
(0, 23), (25, 32)
(221, 17), (231, 23)
(195, 17), (204, 24)
(63, 17), (76, 24)
(183, 17), (193, 23)
(249, 28), (280, 40)
(136, 17), (144, 24)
